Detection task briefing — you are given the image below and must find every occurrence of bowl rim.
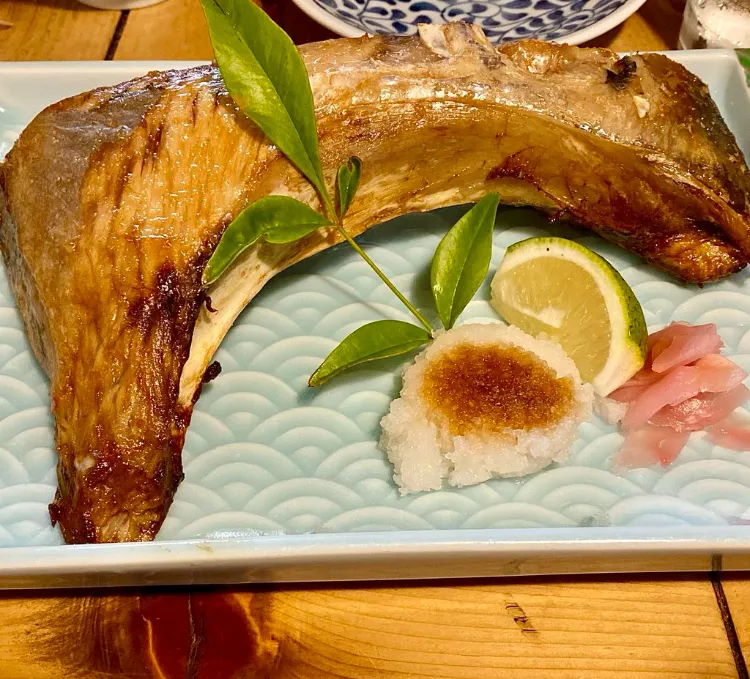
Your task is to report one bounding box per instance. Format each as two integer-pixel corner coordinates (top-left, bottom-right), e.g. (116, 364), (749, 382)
(290, 0), (650, 46)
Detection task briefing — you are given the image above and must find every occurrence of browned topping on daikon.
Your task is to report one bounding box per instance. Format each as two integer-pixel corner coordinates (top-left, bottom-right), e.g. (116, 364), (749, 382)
(422, 343), (575, 435)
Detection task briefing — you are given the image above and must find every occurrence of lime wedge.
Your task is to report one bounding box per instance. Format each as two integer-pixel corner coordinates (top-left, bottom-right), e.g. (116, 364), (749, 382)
(490, 237), (647, 395)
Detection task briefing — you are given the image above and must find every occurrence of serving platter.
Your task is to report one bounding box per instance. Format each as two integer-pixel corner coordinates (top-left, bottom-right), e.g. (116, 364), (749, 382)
(1, 52), (750, 588)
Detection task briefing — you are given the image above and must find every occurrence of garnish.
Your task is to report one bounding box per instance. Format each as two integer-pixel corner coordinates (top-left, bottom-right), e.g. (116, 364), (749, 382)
(336, 156), (362, 220)
(203, 196), (329, 285)
(431, 193), (499, 330)
(490, 236), (647, 396)
(379, 323), (594, 493)
(310, 200), (500, 385)
(200, 0), (332, 215)
(199, 0), (501, 386)
(604, 322), (750, 469)
(605, 56), (637, 91)
(308, 320), (432, 387)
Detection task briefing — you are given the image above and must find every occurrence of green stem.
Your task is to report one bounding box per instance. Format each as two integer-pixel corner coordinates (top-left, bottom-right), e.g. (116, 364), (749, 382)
(320, 192), (337, 225)
(335, 225), (433, 334)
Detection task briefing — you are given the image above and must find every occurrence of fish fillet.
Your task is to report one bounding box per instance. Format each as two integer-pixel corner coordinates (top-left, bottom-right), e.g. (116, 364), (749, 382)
(1, 25), (749, 543)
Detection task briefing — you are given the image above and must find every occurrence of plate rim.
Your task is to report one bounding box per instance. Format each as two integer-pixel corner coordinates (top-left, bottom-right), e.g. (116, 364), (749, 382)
(1, 525), (750, 588)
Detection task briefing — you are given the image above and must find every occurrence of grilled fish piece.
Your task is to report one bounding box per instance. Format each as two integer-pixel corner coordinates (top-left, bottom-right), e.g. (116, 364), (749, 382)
(1, 25), (749, 543)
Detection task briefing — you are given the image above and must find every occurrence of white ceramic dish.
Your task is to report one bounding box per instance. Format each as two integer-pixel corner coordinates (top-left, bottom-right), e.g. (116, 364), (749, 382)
(1, 52), (750, 589)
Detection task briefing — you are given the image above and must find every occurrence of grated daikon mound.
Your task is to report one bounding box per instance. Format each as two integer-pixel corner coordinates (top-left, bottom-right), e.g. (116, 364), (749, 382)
(380, 323), (594, 494)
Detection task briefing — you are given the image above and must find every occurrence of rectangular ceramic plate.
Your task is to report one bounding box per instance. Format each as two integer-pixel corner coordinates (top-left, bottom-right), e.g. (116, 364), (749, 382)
(1, 52), (750, 589)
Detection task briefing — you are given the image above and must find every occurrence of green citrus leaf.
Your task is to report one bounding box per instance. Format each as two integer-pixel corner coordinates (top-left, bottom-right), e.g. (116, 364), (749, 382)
(262, 221), (329, 244)
(336, 156), (362, 219)
(309, 320), (431, 387)
(200, 0), (331, 212)
(430, 193), (499, 329)
(203, 196), (329, 285)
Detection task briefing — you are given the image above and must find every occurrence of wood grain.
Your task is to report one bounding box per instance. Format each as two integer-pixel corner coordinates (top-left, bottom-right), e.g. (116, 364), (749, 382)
(720, 576), (750, 675)
(114, 0), (340, 59)
(0, 0), (120, 61)
(114, 0), (214, 61)
(586, 0), (684, 51)
(0, 578), (740, 678)
(585, 14), (669, 52)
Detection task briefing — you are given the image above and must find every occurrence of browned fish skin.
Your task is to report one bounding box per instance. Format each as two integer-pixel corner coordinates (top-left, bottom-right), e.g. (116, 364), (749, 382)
(1, 26), (749, 543)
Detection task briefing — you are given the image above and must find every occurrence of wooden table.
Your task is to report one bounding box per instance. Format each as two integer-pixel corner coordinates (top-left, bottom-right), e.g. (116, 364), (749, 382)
(1, 1), (749, 677)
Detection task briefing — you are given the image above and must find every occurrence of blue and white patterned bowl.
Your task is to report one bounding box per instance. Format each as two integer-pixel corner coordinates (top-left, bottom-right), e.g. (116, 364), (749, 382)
(292, 0), (648, 45)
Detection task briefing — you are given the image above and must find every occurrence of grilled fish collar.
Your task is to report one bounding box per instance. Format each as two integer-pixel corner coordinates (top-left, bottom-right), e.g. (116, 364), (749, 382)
(1, 25), (749, 543)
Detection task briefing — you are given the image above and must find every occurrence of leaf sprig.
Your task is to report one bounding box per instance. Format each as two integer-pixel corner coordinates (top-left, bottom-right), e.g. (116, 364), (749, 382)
(203, 196), (329, 285)
(310, 197), (500, 384)
(308, 320), (431, 387)
(431, 194), (499, 330)
(200, 0), (500, 386)
(336, 156), (362, 220)
(200, 0), (332, 214)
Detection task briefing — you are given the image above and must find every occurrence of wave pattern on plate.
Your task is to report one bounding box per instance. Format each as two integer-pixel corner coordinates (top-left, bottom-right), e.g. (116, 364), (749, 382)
(0, 207), (749, 546)
(310, 0), (628, 44)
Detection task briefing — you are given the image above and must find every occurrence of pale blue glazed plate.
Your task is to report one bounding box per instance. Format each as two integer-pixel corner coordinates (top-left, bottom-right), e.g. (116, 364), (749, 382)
(1, 53), (750, 587)
(291, 0), (648, 45)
